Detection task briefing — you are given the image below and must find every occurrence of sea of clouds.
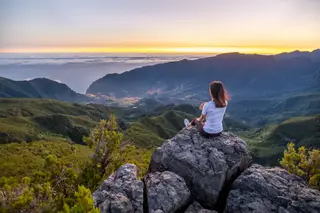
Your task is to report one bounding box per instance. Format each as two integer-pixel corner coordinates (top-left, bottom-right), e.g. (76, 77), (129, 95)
(0, 53), (202, 93)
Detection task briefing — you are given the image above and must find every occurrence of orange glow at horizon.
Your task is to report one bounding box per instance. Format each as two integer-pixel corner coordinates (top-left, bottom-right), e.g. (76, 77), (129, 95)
(1, 1), (319, 55)
(0, 46), (316, 55)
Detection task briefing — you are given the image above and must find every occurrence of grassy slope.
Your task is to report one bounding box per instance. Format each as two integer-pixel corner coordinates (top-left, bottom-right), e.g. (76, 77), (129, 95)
(228, 92), (320, 126)
(0, 140), (152, 179)
(240, 114), (320, 165)
(0, 141), (92, 178)
(268, 115), (320, 147)
(125, 110), (195, 148)
(0, 98), (127, 144)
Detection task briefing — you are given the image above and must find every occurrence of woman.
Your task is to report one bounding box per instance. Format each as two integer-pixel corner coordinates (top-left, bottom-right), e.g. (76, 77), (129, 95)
(184, 80), (229, 138)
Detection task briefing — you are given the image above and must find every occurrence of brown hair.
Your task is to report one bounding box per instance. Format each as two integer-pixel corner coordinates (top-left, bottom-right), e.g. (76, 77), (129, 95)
(209, 81), (229, 108)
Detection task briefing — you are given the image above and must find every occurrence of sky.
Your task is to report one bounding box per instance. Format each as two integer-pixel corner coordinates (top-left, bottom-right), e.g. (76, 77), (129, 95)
(0, 0), (319, 54)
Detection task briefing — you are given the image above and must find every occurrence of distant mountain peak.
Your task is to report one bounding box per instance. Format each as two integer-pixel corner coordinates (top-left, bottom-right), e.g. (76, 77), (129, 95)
(291, 50), (307, 54)
(0, 77), (90, 103)
(29, 78), (66, 87)
(278, 49), (318, 55)
(275, 48), (320, 61)
(215, 52), (241, 57)
(29, 77), (53, 81)
(214, 52), (270, 60)
(86, 51), (319, 98)
(311, 49), (320, 54)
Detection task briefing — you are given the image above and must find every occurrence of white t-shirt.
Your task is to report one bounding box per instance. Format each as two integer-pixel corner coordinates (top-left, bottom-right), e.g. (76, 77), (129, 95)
(202, 101), (227, 134)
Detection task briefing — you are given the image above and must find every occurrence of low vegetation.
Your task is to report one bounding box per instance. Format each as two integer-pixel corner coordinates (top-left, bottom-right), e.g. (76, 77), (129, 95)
(0, 141), (91, 178)
(0, 154), (100, 213)
(0, 115), (150, 213)
(280, 142), (320, 189)
(0, 98), (126, 144)
(1, 97), (319, 212)
(228, 92), (320, 126)
(125, 110), (195, 148)
(240, 114), (320, 166)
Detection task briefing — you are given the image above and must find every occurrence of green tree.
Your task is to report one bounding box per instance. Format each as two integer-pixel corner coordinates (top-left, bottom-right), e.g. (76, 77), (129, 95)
(80, 115), (123, 189)
(43, 155), (78, 198)
(280, 142), (320, 189)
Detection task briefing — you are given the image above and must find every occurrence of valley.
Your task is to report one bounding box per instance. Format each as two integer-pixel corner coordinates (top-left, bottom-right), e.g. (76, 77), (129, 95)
(0, 50), (319, 212)
(0, 96), (319, 178)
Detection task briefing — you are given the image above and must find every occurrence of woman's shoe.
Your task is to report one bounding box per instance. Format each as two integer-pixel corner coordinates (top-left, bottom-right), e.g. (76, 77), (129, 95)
(184, 118), (190, 127)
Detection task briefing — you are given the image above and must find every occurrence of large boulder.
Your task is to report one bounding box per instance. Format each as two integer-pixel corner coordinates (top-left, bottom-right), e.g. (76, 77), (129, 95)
(185, 201), (217, 213)
(93, 164), (144, 213)
(225, 164), (320, 213)
(149, 127), (251, 208)
(145, 171), (191, 213)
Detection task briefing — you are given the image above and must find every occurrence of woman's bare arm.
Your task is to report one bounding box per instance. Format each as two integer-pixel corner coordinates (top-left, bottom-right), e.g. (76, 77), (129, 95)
(197, 114), (206, 122)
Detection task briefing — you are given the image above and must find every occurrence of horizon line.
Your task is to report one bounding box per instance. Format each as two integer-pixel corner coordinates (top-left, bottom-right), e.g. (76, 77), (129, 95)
(1, 46), (319, 55)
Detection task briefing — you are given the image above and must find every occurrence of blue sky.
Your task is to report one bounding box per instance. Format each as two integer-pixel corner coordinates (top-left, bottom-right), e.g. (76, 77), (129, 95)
(1, 0), (319, 53)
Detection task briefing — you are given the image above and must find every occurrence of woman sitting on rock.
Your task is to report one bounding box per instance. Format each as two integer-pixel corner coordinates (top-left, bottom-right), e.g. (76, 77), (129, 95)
(184, 80), (229, 138)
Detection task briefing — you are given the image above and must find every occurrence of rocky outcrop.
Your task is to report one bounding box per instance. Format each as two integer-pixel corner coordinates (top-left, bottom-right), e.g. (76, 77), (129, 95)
(185, 202), (217, 213)
(225, 164), (320, 213)
(149, 128), (251, 208)
(93, 127), (320, 213)
(92, 164), (143, 213)
(145, 171), (191, 213)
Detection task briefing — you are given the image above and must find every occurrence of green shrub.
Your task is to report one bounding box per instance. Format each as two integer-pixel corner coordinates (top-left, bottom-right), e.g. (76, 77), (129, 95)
(280, 142), (320, 189)
(80, 115), (123, 189)
(59, 186), (99, 213)
(0, 154), (97, 213)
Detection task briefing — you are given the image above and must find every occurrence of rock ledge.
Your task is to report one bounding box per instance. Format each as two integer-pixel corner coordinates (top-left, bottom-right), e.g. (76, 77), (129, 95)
(226, 164), (320, 213)
(149, 128), (251, 208)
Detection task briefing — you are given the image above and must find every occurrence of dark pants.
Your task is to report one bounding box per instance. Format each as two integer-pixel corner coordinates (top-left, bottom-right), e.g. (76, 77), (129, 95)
(190, 119), (222, 139)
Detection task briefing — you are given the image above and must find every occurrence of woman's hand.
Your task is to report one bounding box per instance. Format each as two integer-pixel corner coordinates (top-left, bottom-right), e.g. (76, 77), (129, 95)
(199, 102), (206, 110)
(197, 114), (206, 122)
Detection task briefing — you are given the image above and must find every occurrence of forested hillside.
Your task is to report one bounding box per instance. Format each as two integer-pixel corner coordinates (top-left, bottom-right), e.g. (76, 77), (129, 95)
(0, 77), (90, 103)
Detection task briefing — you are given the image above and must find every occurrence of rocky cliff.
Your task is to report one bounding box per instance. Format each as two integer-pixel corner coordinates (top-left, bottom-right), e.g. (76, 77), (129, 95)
(93, 127), (320, 213)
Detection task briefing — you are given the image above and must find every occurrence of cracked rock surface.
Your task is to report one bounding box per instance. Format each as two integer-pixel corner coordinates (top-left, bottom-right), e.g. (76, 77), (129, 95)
(145, 171), (191, 213)
(149, 127), (251, 208)
(185, 201), (217, 213)
(92, 164), (143, 213)
(225, 164), (320, 213)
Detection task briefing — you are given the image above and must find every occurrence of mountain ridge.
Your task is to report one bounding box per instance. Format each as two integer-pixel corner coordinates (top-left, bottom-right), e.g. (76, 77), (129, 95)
(87, 49), (320, 100)
(0, 77), (90, 103)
